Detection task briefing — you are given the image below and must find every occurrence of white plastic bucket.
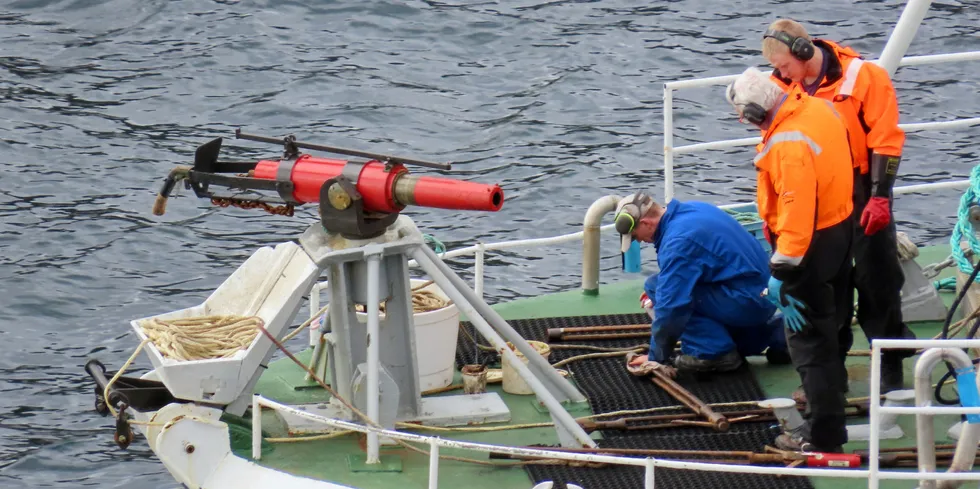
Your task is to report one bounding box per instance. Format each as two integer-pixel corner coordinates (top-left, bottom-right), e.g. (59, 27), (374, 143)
(356, 279), (459, 391)
(501, 340), (552, 395)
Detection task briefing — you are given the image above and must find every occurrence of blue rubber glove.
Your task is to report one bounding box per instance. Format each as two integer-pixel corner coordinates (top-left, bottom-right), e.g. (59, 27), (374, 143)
(765, 276), (809, 333)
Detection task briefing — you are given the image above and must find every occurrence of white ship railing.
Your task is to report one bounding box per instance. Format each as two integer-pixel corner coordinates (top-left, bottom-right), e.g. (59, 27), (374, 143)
(252, 337), (980, 489)
(662, 57), (980, 202)
(307, 174), (976, 329)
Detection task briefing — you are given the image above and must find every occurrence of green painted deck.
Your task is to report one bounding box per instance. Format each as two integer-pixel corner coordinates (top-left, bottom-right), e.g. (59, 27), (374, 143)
(245, 244), (972, 489)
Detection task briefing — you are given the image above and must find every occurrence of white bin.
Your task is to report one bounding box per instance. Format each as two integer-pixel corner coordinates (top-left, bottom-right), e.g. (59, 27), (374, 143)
(356, 279), (460, 391)
(502, 340), (552, 395)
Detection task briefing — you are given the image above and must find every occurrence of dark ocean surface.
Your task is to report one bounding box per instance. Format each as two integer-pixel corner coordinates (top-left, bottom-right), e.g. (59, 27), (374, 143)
(0, 0), (978, 487)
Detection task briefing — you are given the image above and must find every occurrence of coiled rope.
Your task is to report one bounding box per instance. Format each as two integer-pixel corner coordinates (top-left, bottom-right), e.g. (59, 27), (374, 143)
(722, 208), (762, 225)
(138, 315), (264, 362)
(950, 164), (980, 280)
(353, 280), (450, 315)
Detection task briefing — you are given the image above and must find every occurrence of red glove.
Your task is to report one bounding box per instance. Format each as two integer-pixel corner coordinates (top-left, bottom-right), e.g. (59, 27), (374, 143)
(860, 197), (891, 235)
(762, 221), (772, 243)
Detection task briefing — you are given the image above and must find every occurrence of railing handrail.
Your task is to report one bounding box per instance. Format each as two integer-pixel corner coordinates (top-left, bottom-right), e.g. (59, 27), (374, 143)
(663, 50), (980, 90)
(250, 364), (980, 489)
(661, 46), (980, 202)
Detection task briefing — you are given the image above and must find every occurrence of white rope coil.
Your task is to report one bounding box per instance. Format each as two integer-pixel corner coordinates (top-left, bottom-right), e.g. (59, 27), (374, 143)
(138, 315), (264, 361)
(896, 231), (919, 261)
(354, 287), (450, 315)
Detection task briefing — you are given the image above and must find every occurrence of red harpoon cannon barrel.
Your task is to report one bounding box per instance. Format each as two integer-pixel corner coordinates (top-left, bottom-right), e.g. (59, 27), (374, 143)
(252, 155), (504, 213)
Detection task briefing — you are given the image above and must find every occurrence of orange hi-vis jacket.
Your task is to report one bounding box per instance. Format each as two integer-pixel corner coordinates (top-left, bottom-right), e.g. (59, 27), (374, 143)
(771, 39), (905, 175)
(755, 86), (854, 265)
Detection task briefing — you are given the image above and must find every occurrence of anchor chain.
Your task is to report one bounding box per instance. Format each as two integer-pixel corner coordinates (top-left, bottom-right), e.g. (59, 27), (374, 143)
(923, 255), (957, 280)
(210, 196), (295, 217)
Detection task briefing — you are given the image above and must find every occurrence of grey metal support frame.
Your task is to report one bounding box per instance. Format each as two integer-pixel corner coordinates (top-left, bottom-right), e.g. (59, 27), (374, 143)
(415, 244), (588, 404)
(410, 246), (597, 448)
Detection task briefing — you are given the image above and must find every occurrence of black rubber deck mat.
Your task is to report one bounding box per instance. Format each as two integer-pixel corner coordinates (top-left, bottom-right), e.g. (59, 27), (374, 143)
(456, 313), (815, 489)
(522, 428), (812, 489)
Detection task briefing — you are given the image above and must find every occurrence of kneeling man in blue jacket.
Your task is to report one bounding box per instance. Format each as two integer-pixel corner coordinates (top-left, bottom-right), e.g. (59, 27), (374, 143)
(616, 191), (790, 374)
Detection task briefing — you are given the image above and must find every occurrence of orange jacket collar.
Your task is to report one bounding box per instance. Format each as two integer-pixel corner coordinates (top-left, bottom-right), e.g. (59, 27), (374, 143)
(760, 85), (807, 148)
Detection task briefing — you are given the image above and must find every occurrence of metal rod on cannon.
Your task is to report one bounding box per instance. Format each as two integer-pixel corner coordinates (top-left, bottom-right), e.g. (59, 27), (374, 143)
(235, 129), (452, 170)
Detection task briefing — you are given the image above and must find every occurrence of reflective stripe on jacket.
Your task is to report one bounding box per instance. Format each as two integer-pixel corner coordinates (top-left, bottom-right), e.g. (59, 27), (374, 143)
(771, 39), (905, 174)
(754, 86), (854, 262)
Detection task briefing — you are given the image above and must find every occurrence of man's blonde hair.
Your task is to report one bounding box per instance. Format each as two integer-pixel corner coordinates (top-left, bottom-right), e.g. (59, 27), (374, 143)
(762, 19), (810, 59)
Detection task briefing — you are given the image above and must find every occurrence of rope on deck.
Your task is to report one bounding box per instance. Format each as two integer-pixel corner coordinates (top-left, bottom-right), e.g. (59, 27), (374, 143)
(950, 164), (980, 281)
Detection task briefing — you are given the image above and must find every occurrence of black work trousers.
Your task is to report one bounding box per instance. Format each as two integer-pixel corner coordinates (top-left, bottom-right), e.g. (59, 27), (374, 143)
(850, 168), (915, 360)
(777, 218), (854, 450)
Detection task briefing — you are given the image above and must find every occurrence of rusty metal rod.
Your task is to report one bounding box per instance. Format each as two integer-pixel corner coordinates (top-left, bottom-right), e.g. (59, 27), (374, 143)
(491, 445), (760, 458)
(581, 401), (869, 433)
(649, 369), (729, 431)
(547, 324), (649, 341)
(853, 444), (957, 454)
(876, 452), (972, 468)
(580, 415), (771, 433)
(557, 332), (652, 342)
(489, 446), (797, 465)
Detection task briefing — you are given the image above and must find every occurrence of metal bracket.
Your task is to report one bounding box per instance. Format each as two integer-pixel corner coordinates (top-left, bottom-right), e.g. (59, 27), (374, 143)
(281, 134), (300, 160)
(341, 160), (368, 184)
(275, 157), (299, 204)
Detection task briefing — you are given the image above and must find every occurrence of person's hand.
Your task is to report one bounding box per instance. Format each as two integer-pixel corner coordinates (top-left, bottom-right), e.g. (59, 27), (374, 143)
(860, 196), (891, 235)
(765, 277), (809, 333)
(762, 221), (772, 243)
(628, 354), (677, 378)
(639, 292), (653, 310)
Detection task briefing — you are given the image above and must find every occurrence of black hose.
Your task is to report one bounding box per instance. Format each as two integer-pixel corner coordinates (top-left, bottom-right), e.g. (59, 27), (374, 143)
(934, 259), (980, 404)
(941, 257), (980, 339)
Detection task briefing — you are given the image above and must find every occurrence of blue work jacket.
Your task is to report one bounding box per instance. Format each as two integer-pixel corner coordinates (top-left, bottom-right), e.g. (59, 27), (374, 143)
(649, 200), (772, 362)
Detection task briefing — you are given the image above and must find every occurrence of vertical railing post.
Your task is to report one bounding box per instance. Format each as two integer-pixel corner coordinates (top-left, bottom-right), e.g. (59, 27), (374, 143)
(868, 341), (882, 489)
(645, 458), (656, 489)
(474, 242), (485, 299)
(663, 85), (675, 203)
(252, 395), (262, 460)
(428, 438), (440, 489)
(876, 0), (934, 76)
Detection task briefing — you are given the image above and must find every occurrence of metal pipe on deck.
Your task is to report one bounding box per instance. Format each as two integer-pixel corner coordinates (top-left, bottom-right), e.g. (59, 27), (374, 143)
(410, 246), (596, 448)
(911, 347), (974, 489)
(414, 243), (588, 404)
(581, 195), (621, 295)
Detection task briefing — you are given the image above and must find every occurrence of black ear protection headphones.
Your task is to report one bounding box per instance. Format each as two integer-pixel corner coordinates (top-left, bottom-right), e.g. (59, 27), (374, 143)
(727, 84), (768, 126)
(763, 28), (815, 61)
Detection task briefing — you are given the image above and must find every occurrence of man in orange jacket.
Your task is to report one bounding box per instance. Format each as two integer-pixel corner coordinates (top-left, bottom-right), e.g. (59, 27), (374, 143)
(725, 66), (854, 453)
(761, 18), (915, 394)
